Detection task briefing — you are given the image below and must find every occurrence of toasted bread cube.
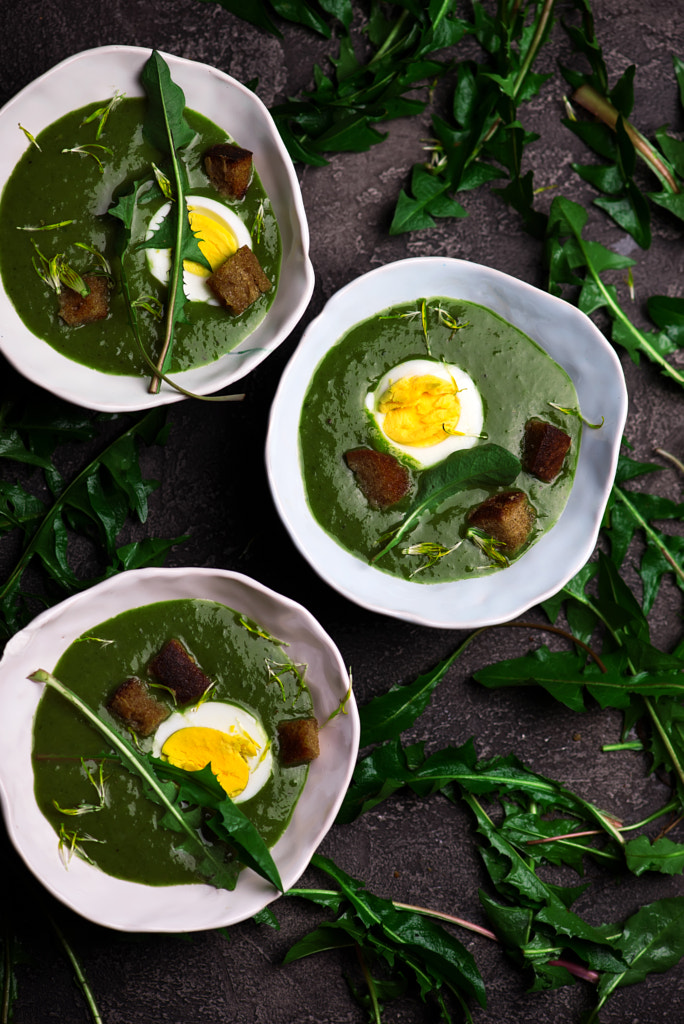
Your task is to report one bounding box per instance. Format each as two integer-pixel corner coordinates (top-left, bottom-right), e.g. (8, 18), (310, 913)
(208, 245), (272, 316)
(345, 448), (411, 509)
(58, 274), (109, 326)
(523, 419), (572, 482)
(148, 638), (212, 705)
(204, 143), (253, 200)
(467, 490), (535, 555)
(108, 676), (170, 738)
(278, 717), (320, 767)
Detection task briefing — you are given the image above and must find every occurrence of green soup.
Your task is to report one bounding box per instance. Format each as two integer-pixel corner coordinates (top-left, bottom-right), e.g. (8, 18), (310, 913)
(299, 297), (581, 582)
(0, 98), (281, 375)
(32, 600), (312, 887)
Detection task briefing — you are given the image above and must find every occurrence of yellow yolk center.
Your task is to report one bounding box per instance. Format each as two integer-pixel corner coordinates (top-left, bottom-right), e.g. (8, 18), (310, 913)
(161, 725), (258, 798)
(184, 205), (238, 277)
(378, 374), (462, 447)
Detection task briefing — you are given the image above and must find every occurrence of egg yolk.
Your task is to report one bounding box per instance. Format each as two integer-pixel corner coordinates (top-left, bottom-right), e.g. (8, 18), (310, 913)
(161, 725), (258, 798)
(184, 204), (238, 277)
(378, 374), (462, 447)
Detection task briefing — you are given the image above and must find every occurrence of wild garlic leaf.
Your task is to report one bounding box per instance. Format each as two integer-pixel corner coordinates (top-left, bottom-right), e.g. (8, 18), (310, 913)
(605, 475), (684, 612)
(372, 443), (521, 562)
(390, 165), (468, 234)
(462, 791), (586, 911)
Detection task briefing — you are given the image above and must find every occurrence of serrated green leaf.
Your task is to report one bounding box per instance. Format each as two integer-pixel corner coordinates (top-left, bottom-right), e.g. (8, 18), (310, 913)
(625, 835), (684, 877)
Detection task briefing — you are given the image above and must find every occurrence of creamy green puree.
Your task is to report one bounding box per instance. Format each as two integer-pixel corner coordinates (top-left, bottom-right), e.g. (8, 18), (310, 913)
(0, 98), (281, 375)
(299, 298), (581, 582)
(32, 599), (312, 887)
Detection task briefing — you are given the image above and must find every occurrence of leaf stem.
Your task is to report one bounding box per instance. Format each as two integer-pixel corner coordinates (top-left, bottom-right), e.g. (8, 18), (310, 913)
(572, 84), (680, 194)
(0, 413), (155, 605)
(574, 232), (684, 386)
(470, 0), (557, 158)
(511, 0), (556, 101)
(355, 943), (382, 1024)
(368, 9), (410, 68)
(392, 900), (497, 941)
(643, 696), (684, 795)
(655, 448), (684, 476)
(613, 486), (684, 586)
(2, 928), (12, 1024)
(48, 917), (103, 1024)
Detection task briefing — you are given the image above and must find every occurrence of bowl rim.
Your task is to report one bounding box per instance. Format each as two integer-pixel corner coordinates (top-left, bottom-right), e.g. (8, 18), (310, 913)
(266, 255), (628, 629)
(0, 566), (359, 932)
(0, 45), (314, 411)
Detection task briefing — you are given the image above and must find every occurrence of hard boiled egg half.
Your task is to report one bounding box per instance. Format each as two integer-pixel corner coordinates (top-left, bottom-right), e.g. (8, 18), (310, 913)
(366, 359), (485, 468)
(151, 701), (272, 803)
(145, 195), (252, 304)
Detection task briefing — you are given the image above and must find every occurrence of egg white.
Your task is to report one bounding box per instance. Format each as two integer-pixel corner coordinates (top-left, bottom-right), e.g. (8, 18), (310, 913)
(152, 700), (272, 804)
(365, 358), (485, 468)
(145, 194), (252, 304)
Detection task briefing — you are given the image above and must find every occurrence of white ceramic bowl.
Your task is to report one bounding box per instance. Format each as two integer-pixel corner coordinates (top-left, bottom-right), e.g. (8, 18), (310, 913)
(0, 46), (314, 412)
(266, 257), (628, 629)
(0, 568), (358, 932)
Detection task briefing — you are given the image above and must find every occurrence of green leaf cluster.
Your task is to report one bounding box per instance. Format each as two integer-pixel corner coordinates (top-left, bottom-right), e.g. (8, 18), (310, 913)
(479, 550), (684, 805)
(562, 0), (684, 246)
(320, 581), (684, 1017)
(287, 853), (486, 1022)
(0, 401), (185, 648)
(270, 2), (469, 166)
(193, 0), (353, 38)
(390, 0), (556, 235)
(546, 196), (684, 387)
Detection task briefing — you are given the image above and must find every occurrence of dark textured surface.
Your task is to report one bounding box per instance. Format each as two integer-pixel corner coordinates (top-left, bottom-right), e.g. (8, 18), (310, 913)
(1, 2), (683, 1022)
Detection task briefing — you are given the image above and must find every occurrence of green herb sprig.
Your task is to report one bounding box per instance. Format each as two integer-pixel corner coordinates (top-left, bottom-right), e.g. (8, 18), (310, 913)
(0, 405), (185, 647)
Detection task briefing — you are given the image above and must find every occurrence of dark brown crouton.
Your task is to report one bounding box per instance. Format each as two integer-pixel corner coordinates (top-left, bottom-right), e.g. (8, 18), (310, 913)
(523, 419), (572, 482)
(467, 490), (535, 555)
(344, 448), (411, 509)
(204, 143), (253, 200)
(58, 274), (109, 326)
(208, 245), (272, 316)
(148, 638), (213, 705)
(277, 718), (320, 767)
(108, 676), (170, 738)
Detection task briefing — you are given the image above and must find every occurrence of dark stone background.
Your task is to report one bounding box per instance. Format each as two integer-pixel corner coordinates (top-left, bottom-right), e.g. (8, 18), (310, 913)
(0, 1), (683, 1021)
